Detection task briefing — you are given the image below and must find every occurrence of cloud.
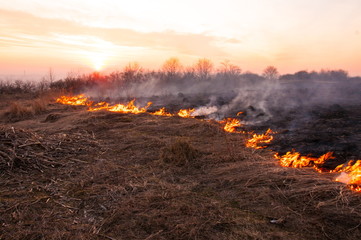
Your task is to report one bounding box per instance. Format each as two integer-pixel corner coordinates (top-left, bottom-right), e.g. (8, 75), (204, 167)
(0, 9), (229, 58)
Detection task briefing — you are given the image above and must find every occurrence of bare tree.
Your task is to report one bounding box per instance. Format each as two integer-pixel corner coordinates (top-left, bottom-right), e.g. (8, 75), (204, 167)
(122, 62), (144, 84)
(262, 66), (279, 81)
(162, 57), (183, 78)
(218, 60), (242, 78)
(194, 58), (213, 80)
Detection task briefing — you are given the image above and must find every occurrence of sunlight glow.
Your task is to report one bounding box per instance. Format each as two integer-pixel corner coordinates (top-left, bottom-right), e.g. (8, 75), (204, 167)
(1, 1), (361, 76)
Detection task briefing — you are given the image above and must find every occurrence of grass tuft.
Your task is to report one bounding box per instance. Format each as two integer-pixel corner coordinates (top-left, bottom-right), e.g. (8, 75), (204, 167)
(161, 139), (200, 166)
(3, 98), (48, 121)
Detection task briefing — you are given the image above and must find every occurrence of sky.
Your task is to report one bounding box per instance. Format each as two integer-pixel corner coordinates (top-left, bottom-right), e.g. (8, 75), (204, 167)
(1, 0), (361, 80)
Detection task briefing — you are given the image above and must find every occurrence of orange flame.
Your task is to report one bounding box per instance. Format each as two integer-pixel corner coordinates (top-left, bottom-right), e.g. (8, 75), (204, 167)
(177, 109), (195, 118)
(221, 118), (242, 133)
(335, 160), (361, 192)
(56, 94), (92, 106)
(151, 107), (173, 116)
(88, 100), (152, 114)
(274, 151), (334, 169)
(56, 94), (361, 193)
(246, 129), (274, 149)
(87, 102), (109, 111)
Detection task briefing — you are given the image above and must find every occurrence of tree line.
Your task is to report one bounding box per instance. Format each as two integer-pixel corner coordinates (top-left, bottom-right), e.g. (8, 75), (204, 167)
(1, 57), (360, 94)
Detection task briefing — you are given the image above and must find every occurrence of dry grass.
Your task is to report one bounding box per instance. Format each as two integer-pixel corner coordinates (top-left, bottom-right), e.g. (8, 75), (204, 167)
(160, 138), (200, 167)
(3, 97), (48, 121)
(5, 102), (33, 119)
(1, 102), (361, 240)
(31, 98), (47, 114)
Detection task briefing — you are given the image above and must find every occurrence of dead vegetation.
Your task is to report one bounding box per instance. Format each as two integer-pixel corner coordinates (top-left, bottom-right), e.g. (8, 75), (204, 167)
(3, 97), (49, 122)
(0, 125), (101, 172)
(1, 96), (361, 240)
(160, 138), (200, 167)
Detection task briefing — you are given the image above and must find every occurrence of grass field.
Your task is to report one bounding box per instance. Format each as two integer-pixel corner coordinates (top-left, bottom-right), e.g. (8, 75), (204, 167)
(1, 93), (361, 240)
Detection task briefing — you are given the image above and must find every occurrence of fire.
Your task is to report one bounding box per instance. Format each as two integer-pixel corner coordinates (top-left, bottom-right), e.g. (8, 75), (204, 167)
(274, 151), (334, 169)
(88, 100), (152, 114)
(177, 109), (195, 118)
(56, 94), (361, 193)
(246, 129), (274, 149)
(335, 160), (361, 192)
(221, 118), (242, 133)
(87, 102), (109, 111)
(151, 107), (173, 117)
(56, 94), (92, 106)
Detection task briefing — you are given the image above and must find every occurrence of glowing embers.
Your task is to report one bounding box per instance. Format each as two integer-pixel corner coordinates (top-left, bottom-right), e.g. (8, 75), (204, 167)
(151, 107), (173, 117)
(335, 160), (361, 192)
(246, 129), (275, 149)
(88, 100), (152, 114)
(177, 109), (195, 118)
(221, 118), (242, 133)
(56, 94), (92, 106)
(274, 151), (334, 170)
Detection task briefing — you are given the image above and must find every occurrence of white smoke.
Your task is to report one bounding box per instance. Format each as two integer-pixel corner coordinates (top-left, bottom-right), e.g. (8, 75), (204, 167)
(191, 106), (218, 116)
(335, 172), (351, 184)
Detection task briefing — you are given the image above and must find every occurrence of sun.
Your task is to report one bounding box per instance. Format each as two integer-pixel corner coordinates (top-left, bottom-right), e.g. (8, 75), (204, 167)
(84, 51), (108, 71)
(91, 53), (107, 71)
(92, 57), (105, 71)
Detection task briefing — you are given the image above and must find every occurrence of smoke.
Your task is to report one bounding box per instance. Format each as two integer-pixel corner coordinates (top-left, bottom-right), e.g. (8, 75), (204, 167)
(56, 68), (361, 160)
(79, 69), (361, 123)
(191, 106), (218, 116)
(335, 172), (351, 184)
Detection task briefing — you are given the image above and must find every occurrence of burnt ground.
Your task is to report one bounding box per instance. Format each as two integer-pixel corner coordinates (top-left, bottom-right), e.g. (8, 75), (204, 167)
(1, 93), (361, 240)
(240, 103), (361, 169)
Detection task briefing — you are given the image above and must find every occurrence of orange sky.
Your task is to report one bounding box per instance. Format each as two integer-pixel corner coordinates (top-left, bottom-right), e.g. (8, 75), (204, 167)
(1, 0), (361, 79)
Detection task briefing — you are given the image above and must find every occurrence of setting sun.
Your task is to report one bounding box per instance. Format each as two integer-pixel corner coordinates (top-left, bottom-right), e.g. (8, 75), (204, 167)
(90, 53), (106, 71)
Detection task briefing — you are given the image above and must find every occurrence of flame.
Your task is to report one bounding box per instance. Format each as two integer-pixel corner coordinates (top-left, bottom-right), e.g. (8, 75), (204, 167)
(56, 94), (361, 193)
(88, 100), (152, 114)
(221, 118), (242, 133)
(236, 111), (243, 116)
(335, 160), (361, 192)
(151, 107), (173, 116)
(56, 94), (92, 106)
(274, 151), (334, 169)
(87, 102), (110, 111)
(246, 129), (274, 149)
(177, 109), (195, 118)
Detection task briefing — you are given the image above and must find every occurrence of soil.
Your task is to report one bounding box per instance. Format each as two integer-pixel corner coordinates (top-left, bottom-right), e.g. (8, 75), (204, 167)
(1, 93), (361, 240)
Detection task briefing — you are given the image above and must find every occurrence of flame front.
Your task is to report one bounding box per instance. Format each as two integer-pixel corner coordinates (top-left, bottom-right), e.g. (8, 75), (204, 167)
(222, 118), (242, 133)
(274, 151), (334, 169)
(88, 100), (152, 114)
(151, 107), (173, 116)
(88, 102), (109, 111)
(56, 94), (361, 193)
(246, 129), (274, 149)
(335, 160), (361, 192)
(56, 94), (92, 106)
(177, 109), (195, 118)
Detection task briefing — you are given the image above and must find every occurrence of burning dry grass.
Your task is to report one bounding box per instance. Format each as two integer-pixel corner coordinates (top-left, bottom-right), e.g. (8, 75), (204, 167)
(1, 97), (361, 239)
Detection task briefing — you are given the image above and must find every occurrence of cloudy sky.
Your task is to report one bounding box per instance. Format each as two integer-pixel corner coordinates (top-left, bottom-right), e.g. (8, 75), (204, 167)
(1, 0), (361, 78)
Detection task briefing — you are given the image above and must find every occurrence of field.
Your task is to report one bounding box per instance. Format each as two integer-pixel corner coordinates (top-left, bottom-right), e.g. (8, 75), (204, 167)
(1, 92), (361, 240)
